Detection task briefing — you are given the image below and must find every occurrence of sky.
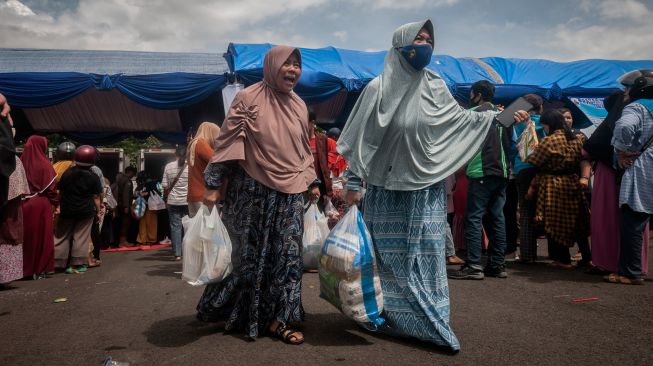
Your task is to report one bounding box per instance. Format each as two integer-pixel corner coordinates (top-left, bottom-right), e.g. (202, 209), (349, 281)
(0, 0), (652, 61)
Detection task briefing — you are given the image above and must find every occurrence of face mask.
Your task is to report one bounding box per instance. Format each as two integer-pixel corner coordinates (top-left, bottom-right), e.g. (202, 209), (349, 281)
(397, 44), (432, 71)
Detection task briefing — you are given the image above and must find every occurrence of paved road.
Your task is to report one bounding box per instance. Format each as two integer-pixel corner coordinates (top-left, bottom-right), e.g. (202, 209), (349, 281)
(1, 245), (652, 366)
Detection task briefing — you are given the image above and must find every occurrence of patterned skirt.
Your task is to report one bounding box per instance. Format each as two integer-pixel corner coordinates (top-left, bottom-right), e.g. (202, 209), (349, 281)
(364, 183), (460, 351)
(196, 166), (305, 338)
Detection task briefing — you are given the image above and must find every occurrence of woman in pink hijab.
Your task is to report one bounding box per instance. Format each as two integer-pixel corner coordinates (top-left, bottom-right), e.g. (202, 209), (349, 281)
(197, 46), (316, 345)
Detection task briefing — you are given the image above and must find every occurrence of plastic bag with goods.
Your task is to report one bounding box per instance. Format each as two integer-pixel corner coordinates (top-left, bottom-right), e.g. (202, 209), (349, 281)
(319, 205), (384, 327)
(181, 205), (232, 286)
(302, 203), (330, 270)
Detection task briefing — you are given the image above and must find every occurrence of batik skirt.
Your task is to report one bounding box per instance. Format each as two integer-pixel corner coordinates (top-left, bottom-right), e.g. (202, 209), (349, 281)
(364, 183), (460, 351)
(197, 164), (305, 338)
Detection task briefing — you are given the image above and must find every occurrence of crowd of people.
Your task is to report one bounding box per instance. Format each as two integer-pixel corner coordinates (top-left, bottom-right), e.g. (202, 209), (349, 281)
(0, 19), (651, 352)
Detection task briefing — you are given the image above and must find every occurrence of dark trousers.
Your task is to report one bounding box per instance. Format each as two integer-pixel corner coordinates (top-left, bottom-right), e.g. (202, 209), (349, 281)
(504, 178), (519, 254)
(619, 205), (652, 278)
(516, 168), (538, 262)
(575, 232), (592, 263)
(548, 237), (571, 264)
(112, 206), (130, 247)
(91, 212), (113, 259)
(464, 176), (508, 269)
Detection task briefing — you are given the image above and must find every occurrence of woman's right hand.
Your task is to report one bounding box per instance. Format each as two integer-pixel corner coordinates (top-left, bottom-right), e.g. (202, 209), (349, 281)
(345, 190), (361, 206)
(203, 189), (222, 208)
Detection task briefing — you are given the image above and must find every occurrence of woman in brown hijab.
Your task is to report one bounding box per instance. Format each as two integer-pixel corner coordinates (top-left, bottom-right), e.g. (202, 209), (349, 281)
(197, 46), (316, 345)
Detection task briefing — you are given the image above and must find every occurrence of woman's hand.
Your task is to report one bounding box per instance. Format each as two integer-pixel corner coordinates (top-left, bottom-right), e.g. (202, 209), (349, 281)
(309, 186), (321, 203)
(203, 189), (221, 208)
(513, 110), (531, 124)
(579, 177), (590, 189)
(616, 150), (639, 169)
(345, 190), (361, 206)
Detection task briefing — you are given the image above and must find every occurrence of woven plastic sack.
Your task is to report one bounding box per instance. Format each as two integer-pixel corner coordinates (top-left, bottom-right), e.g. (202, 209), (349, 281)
(319, 205), (385, 327)
(517, 121), (539, 162)
(302, 203), (330, 270)
(181, 205), (232, 286)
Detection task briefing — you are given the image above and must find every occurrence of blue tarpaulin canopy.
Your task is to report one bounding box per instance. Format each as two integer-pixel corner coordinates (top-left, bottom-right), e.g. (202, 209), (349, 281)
(0, 48), (230, 143)
(3, 46), (653, 140)
(226, 43), (653, 128)
(0, 48), (229, 109)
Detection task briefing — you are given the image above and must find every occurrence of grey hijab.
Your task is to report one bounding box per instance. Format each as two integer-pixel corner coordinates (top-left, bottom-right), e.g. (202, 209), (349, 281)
(337, 19), (495, 191)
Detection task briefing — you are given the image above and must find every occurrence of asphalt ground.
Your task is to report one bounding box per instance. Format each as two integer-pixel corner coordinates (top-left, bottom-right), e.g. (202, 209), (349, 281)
(1, 242), (652, 366)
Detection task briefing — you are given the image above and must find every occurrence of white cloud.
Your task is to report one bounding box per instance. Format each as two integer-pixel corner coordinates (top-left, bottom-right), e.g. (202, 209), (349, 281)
(0, 0), (35, 16)
(332, 30), (348, 42)
(0, 0), (330, 51)
(593, 0), (649, 21)
(538, 0), (653, 60)
(540, 23), (653, 60)
(353, 0), (459, 9)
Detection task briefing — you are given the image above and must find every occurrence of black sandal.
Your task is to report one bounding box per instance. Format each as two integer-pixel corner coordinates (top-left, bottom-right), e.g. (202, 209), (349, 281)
(272, 322), (304, 345)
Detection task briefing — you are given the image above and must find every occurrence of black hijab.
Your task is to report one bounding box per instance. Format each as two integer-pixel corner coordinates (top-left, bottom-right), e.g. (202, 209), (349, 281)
(583, 90), (626, 168)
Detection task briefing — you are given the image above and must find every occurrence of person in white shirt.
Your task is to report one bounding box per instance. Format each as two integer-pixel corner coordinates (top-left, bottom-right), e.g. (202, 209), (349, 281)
(161, 146), (189, 260)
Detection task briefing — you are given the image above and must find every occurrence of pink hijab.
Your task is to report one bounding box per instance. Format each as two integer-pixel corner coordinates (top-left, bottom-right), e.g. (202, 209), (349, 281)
(210, 46), (316, 194)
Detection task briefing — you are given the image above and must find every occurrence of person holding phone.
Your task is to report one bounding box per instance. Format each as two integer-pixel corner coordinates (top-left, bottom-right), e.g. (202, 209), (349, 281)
(449, 80), (511, 280)
(338, 20), (530, 351)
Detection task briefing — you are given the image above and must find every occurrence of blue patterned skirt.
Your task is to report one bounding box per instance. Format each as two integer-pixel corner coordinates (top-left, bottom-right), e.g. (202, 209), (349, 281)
(196, 164), (305, 338)
(364, 183), (460, 351)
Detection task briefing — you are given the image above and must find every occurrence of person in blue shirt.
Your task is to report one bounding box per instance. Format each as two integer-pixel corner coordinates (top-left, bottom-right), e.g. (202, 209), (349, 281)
(511, 94), (546, 263)
(607, 69), (653, 285)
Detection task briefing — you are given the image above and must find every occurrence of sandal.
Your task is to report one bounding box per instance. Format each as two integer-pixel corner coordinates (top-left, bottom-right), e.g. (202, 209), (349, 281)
(271, 322), (304, 345)
(604, 273), (644, 285)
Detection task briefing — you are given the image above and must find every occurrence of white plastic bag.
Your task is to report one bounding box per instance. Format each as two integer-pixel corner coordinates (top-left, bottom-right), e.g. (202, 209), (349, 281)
(302, 203), (330, 270)
(181, 205), (232, 286)
(320, 205), (367, 281)
(319, 205), (385, 327)
(147, 192), (166, 211)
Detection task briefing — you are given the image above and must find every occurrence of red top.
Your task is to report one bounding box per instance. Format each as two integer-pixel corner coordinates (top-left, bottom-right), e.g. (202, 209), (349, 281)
(187, 139), (214, 202)
(309, 135), (347, 178)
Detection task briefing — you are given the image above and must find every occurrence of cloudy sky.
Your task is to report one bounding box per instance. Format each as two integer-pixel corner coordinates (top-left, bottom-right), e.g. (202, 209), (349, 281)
(1, 0), (652, 61)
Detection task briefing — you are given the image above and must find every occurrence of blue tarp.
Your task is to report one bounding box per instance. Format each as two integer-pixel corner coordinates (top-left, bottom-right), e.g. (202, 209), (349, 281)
(225, 43), (499, 103)
(228, 43), (653, 102)
(226, 43), (653, 128)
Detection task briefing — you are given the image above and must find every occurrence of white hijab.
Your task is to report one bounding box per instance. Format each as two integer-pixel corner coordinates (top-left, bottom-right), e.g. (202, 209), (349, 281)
(337, 19), (495, 191)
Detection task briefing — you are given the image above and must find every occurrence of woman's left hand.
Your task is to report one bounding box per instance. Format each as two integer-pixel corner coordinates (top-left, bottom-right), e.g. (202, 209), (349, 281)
(616, 150), (639, 169)
(309, 186), (321, 203)
(513, 110), (531, 124)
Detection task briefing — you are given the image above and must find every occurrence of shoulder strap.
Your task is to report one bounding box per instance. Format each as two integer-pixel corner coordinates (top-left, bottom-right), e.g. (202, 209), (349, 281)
(169, 164), (186, 191)
(641, 132), (653, 153)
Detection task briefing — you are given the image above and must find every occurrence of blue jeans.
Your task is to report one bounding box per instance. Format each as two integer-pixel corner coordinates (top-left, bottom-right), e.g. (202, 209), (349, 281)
(463, 176), (508, 270)
(167, 204), (189, 257)
(619, 205), (651, 278)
